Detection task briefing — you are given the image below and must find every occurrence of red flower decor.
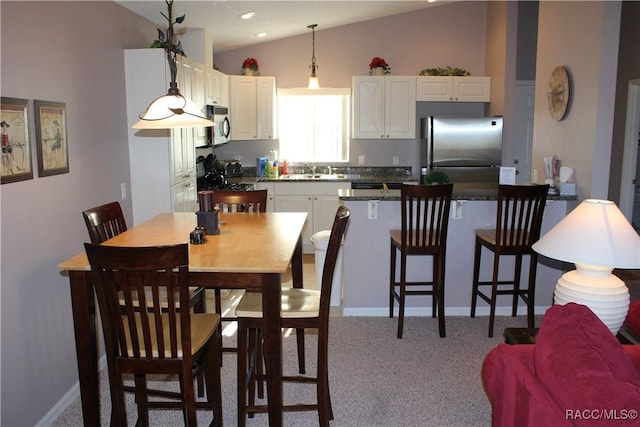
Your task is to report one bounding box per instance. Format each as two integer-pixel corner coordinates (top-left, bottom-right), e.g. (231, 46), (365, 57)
(242, 57), (259, 71)
(369, 57), (389, 69)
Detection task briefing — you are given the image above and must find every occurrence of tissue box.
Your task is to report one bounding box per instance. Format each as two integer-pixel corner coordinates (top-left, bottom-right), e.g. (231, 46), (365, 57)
(559, 182), (576, 196)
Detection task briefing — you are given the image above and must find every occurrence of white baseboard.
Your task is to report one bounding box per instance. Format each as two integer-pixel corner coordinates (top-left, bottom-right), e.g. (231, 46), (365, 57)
(36, 355), (107, 427)
(343, 305), (550, 317)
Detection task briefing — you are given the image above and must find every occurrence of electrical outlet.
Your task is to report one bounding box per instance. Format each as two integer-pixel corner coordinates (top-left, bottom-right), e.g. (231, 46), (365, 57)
(393, 155), (399, 166)
(451, 200), (465, 219)
(368, 200), (378, 219)
(358, 155), (365, 165)
(533, 169), (538, 183)
(121, 183), (127, 200)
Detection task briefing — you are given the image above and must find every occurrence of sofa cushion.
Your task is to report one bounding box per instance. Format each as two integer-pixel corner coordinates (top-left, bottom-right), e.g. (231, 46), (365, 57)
(534, 303), (640, 425)
(625, 299), (640, 339)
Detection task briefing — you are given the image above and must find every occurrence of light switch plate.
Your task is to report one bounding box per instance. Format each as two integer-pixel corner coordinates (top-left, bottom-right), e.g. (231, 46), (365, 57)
(358, 155), (365, 165)
(393, 155), (399, 166)
(121, 183), (127, 200)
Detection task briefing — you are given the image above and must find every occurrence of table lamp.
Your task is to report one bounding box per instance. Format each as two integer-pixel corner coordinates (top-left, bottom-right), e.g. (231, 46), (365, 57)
(532, 199), (640, 334)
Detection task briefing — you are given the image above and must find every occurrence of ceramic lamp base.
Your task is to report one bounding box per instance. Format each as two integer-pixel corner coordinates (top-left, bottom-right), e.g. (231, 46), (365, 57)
(554, 264), (630, 334)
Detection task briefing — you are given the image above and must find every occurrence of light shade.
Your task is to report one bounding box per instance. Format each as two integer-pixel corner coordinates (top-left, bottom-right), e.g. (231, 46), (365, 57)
(133, 93), (214, 129)
(532, 199), (640, 334)
(308, 75), (320, 90)
(532, 199), (640, 268)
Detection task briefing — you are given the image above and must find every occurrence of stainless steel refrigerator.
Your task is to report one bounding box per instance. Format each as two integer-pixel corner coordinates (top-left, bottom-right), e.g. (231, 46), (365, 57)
(420, 116), (503, 184)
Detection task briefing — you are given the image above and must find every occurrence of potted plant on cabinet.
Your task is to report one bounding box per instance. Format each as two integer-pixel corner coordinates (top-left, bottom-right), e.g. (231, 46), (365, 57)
(241, 58), (259, 76)
(369, 57), (390, 75)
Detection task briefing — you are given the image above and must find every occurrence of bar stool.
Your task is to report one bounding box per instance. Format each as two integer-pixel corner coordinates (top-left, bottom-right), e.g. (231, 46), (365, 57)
(470, 184), (549, 337)
(389, 183), (453, 338)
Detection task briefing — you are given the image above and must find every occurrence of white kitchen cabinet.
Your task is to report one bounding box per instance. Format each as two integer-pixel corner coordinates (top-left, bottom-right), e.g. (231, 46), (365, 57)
(273, 182), (346, 253)
(416, 76), (491, 102)
(124, 49), (198, 224)
(352, 76), (416, 139)
(255, 181), (275, 212)
(177, 58), (207, 147)
(206, 68), (229, 107)
(229, 76), (277, 140)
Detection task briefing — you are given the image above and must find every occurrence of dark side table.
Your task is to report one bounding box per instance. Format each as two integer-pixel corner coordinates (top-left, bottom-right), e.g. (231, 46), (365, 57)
(503, 327), (539, 344)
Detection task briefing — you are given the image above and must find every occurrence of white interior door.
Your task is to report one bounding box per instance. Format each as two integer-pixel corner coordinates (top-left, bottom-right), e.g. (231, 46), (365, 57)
(619, 79), (640, 227)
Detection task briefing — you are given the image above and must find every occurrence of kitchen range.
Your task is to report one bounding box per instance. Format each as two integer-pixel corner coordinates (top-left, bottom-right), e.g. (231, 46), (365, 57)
(196, 154), (254, 192)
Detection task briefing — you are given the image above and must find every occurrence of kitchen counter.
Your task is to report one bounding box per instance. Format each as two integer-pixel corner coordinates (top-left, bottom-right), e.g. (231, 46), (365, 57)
(339, 183), (578, 201)
(339, 195), (578, 317)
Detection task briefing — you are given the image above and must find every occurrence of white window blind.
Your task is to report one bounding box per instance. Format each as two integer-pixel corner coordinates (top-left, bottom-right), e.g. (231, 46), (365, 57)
(277, 88), (350, 163)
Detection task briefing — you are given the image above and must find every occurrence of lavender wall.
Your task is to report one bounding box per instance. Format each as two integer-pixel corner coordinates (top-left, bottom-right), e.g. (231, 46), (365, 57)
(0, 2), (155, 424)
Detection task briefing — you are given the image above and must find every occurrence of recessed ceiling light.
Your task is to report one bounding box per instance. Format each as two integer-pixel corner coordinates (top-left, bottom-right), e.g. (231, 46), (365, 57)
(240, 12), (255, 20)
(256, 32), (267, 38)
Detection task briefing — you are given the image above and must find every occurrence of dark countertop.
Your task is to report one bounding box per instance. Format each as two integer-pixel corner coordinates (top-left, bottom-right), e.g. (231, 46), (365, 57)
(339, 183), (578, 201)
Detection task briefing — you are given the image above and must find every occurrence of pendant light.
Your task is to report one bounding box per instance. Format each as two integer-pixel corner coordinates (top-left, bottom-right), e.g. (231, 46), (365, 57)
(307, 24), (320, 89)
(133, 0), (214, 129)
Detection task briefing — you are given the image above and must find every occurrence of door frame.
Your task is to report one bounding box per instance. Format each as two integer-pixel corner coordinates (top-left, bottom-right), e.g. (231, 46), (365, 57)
(619, 79), (640, 220)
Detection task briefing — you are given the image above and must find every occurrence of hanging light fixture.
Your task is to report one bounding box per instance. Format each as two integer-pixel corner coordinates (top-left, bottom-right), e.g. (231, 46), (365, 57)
(133, 0), (214, 129)
(307, 24), (320, 89)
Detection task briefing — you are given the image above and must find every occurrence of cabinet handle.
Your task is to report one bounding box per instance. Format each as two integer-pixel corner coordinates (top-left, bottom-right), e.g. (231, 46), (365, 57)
(380, 134), (384, 137)
(184, 182), (192, 187)
(183, 173), (191, 178)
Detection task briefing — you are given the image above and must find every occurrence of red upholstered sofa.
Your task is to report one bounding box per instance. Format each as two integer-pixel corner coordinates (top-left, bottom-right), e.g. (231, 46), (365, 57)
(482, 303), (640, 426)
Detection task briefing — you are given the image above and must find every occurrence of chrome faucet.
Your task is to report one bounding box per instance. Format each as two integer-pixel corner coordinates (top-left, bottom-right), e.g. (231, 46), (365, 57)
(327, 165), (332, 175)
(310, 163), (316, 175)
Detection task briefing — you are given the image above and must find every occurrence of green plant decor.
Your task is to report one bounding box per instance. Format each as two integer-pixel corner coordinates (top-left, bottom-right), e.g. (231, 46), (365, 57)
(419, 66), (470, 76)
(423, 170), (450, 185)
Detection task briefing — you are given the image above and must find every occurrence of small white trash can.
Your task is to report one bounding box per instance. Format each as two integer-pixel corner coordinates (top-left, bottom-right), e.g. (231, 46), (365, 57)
(311, 230), (344, 307)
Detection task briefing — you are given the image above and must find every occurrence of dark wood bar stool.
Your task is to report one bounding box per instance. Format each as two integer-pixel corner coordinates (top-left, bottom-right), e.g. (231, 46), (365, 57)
(389, 183), (453, 338)
(470, 184), (549, 337)
(84, 243), (222, 426)
(235, 206), (350, 426)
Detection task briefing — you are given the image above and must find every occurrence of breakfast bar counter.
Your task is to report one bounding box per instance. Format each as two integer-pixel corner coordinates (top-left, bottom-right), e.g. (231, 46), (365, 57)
(338, 187), (578, 319)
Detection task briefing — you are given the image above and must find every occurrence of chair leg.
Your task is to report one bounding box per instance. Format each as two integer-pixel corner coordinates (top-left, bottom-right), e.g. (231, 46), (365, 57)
(317, 328), (333, 426)
(236, 320), (248, 427)
(180, 370), (197, 427)
(436, 254), (446, 338)
(488, 254), (500, 338)
(389, 242), (397, 318)
(397, 251), (407, 339)
(205, 330), (223, 427)
(512, 255), (523, 317)
(470, 240), (482, 318)
(214, 289), (224, 368)
(526, 254), (538, 328)
(134, 374), (149, 427)
(296, 327), (306, 374)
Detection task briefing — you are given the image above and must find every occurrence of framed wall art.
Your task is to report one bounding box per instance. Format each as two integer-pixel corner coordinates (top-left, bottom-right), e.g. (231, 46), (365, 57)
(1, 97), (33, 184)
(34, 100), (69, 177)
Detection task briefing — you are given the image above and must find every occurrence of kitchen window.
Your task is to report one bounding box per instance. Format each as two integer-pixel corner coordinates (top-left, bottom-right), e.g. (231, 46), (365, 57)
(277, 88), (350, 163)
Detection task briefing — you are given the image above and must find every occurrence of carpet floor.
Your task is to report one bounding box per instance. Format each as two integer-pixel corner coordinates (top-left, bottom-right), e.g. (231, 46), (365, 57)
(52, 314), (537, 426)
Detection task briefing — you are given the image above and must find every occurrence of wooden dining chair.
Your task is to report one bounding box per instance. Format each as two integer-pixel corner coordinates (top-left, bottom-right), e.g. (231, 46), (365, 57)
(235, 205), (350, 427)
(211, 189), (268, 213)
(82, 201), (207, 396)
(84, 243), (223, 426)
(470, 184), (549, 337)
(389, 183), (453, 338)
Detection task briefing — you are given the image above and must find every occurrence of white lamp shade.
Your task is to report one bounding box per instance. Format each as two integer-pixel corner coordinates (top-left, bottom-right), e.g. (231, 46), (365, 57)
(308, 76), (320, 90)
(133, 93), (214, 129)
(532, 199), (640, 268)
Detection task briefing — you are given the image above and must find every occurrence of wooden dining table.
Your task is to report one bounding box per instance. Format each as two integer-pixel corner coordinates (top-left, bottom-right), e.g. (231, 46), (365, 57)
(58, 211), (308, 426)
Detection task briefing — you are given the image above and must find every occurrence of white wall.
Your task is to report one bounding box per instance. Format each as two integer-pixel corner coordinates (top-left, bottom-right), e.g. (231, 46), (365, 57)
(0, 2), (155, 425)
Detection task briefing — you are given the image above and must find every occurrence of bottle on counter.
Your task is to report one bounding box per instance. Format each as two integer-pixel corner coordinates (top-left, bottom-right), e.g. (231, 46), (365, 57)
(281, 159), (289, 175)
(271, 160), (279, 178)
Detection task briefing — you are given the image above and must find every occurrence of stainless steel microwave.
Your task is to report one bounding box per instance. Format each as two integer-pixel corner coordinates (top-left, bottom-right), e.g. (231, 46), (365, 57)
(206, 105), (230, 146)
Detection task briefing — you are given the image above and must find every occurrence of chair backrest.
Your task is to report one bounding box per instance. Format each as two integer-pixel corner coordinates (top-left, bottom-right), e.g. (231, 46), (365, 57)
(319, 206), (350, 323)
(400, 183), (453, 250)
(84, 243), (193, 364)
(494, 184), (550, 251)
(83, 201), (127, 244)
(211, 189), (268, 213)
